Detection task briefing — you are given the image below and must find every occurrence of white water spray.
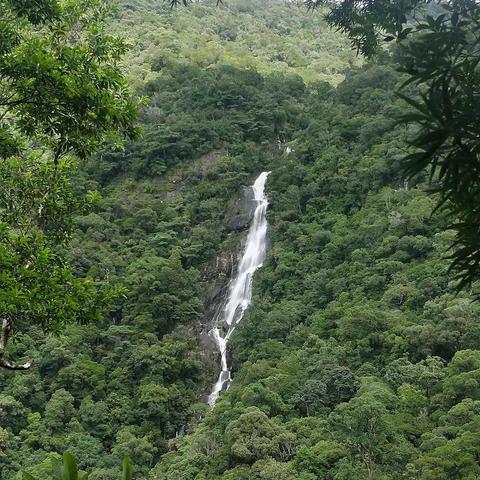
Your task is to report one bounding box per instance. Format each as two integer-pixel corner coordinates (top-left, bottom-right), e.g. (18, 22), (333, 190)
(208, 172), (270, 407)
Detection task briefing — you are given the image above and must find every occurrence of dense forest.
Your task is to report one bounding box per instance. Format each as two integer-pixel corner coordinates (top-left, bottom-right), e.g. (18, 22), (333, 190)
(1, 0), (480, 479)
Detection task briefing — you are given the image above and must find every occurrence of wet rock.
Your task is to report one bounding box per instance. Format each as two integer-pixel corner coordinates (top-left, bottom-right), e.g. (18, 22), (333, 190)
(226, 185), (257, 232)
(198, 177), (263, 391)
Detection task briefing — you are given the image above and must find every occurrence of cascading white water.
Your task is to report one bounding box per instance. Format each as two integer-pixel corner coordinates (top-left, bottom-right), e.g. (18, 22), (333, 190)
(208, 172), (270, 407)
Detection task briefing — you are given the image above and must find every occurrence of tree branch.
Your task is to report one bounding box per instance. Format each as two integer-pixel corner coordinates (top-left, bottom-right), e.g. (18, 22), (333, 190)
(0, 318), (32, 371)
(0, 318), (11, 355)
(0, 359), (32, 370)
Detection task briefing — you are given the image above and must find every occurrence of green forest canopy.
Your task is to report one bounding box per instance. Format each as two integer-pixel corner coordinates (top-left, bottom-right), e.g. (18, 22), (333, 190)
(1, 0), (480, 479)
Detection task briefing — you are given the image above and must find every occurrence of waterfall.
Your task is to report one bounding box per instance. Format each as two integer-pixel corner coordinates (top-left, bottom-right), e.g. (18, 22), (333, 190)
(208, 172), (270, 407)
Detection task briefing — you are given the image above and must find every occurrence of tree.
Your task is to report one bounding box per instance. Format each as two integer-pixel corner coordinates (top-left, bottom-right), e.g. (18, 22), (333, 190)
(440, 350), (480, 405)
(293, 440), (347, 478)
(123, 251), (203, 335)
(111, 427), (158, 474)
(329, 381), (397, 480)
(416, 400), (480, 479)
(224, 408), (297, 465)
(0, 0), (137, 162)
(44, 389), (76, 434)
(288, 379), (327, 416)
(0, 394), (25, 433)
(0, 0), (137, 369)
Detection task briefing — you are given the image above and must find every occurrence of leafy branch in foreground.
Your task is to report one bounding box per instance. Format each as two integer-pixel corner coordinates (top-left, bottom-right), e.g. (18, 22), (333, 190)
(0, 0), (138, 162)
(0, 0), (137, 369)
(396, 3), (480, 290)
(304, 0), (427, 56)
(167, 0), (222, 7)
(305, 0), (480, 289)
(0, 157), (119, 370)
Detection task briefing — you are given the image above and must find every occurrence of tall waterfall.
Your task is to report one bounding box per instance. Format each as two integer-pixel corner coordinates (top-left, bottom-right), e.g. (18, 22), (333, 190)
(208, 172), (270, 407)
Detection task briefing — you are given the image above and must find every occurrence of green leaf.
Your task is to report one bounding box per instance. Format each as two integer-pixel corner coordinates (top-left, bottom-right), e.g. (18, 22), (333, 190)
(122, 457), (132, 480)
(396, 92), (430, 116)
(63, 452), (78, 480)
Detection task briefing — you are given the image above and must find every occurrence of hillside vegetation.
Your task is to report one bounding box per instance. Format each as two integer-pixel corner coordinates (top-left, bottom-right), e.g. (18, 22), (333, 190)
(157, 65), (480, 479)
(2, 1), (480, 480)
(111, 0), (361, 86)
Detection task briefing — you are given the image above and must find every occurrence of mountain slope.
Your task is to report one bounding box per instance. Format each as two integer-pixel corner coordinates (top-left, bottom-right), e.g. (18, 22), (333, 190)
(3, 2), (480, 480)
(111, 0), (361, 87)
(154, 66), (480, 480)
(0, 2), (360, 478)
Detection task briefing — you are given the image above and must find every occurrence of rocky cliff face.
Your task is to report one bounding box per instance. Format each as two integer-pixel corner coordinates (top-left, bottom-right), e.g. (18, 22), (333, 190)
(226, 185), (258, 231)
(202, 184), (258, 326)
(197, 181), (261, 392)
